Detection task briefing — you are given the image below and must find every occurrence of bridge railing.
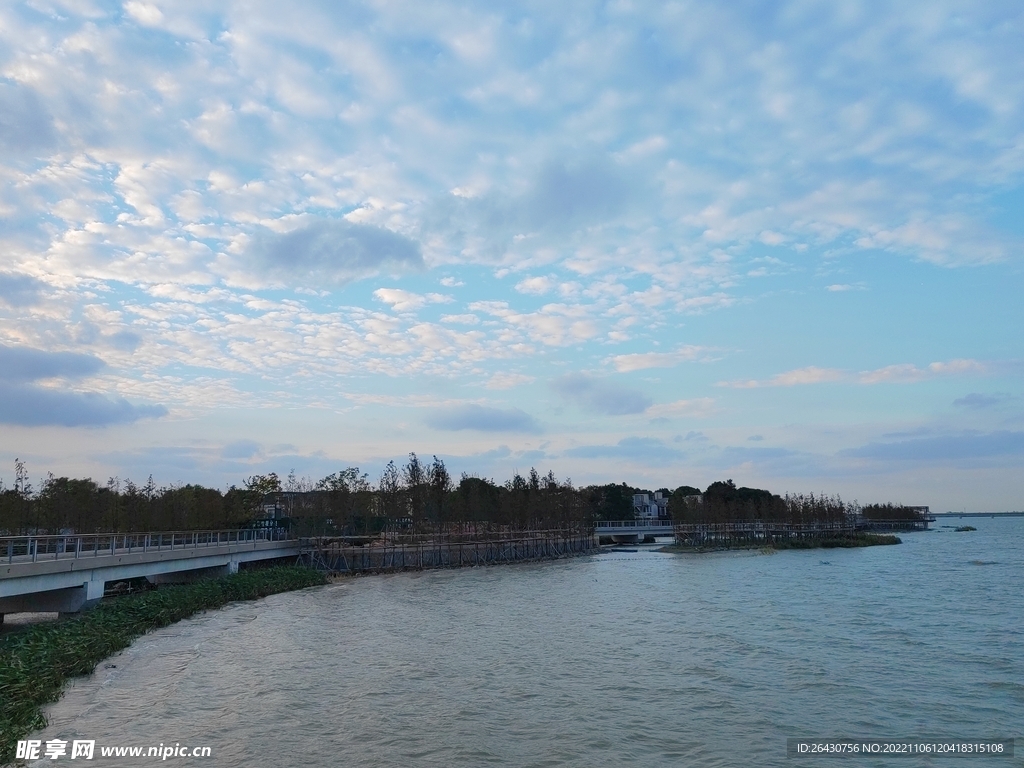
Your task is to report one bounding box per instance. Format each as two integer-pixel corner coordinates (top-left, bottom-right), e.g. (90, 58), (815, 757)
(1, 528), (295, 566)
(594, 519), (674, 529)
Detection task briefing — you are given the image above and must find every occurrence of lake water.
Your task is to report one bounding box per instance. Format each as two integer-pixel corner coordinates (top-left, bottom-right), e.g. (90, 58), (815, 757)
(29, 519), (1024, 767)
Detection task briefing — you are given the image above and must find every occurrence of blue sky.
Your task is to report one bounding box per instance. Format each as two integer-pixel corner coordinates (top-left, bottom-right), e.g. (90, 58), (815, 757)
(0, 0), (1021, 510)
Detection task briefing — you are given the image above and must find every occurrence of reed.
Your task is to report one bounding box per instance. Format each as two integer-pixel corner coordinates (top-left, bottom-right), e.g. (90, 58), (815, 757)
(0, 566), (326, 763)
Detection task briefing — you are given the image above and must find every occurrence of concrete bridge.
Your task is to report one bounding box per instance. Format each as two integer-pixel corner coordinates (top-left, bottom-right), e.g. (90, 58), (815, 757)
(1, 529), (301, 620)
(594, 519), (675, 544)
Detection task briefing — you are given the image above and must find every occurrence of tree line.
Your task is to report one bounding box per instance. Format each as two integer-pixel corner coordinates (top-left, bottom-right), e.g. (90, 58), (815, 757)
(668, 479), (926, 526)
(0, 458), (922, 536)
(0, 456), (600, 536)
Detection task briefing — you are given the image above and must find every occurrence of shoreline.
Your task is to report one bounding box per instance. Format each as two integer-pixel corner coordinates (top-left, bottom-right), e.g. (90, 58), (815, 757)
(0, 565), (326, 765)
(658, 532), (902, 553)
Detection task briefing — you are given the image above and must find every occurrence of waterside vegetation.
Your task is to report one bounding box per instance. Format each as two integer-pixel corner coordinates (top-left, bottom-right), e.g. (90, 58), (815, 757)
(665, 481), (920, 551)
(670, 481), (927, 528)
(660, 532), (901, 553)
(0, 566), (326, 764)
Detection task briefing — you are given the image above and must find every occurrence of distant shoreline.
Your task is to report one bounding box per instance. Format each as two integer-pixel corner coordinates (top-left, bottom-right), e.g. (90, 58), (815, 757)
(658, 533), (901, 553)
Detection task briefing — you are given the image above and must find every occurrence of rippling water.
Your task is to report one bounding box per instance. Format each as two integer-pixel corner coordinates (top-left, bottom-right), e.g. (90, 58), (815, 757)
(31, 519), (1024, 767)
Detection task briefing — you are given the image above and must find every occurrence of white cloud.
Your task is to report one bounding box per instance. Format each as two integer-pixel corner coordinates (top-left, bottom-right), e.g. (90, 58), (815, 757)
(858, 359), (988, 384)
(718, 366), (845, 389)
(609, 346), (708, 372)
(123, 2), (164, 27)
(721, 360), (990, 388)
(440, 313), (479, 325)
(469, 301), (601, 347)
(514, 275), (555, 295)
(646, 398), (716, 418)
(373, 288), (450, 313)
(486, 372), (535, 390)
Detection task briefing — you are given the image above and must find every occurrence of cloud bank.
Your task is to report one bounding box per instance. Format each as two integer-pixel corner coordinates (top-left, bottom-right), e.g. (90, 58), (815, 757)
(425, 404), (541, 433)
(552, 373), (652, 416)
(0, 345), (166, 427)
(247, 220), (423, 287)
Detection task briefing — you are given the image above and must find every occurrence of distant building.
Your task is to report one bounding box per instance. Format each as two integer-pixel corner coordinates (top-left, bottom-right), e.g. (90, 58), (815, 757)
(260, 491), (304, 519)
(632, 491), (670, 520)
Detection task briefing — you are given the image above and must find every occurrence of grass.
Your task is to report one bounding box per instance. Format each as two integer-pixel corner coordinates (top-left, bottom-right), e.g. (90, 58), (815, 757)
(660, 532), (901, 553)
(0, 565), (326, 764)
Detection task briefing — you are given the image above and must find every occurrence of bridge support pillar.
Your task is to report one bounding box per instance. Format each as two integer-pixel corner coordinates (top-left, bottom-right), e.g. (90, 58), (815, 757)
(0, 579), (104, 616)
(84, 578), (105, 607)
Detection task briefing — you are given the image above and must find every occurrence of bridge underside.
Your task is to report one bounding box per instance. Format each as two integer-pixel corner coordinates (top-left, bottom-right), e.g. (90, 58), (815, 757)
(596, 532), (675, 545)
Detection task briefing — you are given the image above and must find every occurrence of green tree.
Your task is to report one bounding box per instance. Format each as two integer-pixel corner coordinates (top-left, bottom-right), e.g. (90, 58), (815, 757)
(667, 485), (702, 522)
(427, 456), (452, 527)
(403, 453), (426, 527)
(242, 473), (282, 520)
(378, 461), (402, 523)
(583, 483), (635, 521)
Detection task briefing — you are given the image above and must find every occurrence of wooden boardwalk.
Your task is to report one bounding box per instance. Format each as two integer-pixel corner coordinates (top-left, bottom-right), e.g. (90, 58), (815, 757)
(303, 532), (594, 574)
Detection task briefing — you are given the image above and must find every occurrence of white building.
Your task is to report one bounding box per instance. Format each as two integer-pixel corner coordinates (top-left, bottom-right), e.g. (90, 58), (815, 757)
(632, 491), (670, 519)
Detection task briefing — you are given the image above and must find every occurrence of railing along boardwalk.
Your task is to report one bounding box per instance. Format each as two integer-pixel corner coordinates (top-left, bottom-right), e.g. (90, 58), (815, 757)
(2, 528), (293, 566)
(304, 530), (594, 574)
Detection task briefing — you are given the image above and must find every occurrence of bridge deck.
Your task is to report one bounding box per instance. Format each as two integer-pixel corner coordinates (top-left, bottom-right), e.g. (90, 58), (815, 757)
(1, 530), (301, 612)
(595, 520), (675, 535)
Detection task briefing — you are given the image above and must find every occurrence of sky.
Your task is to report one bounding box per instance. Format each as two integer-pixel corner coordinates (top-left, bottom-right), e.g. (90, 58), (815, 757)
(1, 0), (1022, 511)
